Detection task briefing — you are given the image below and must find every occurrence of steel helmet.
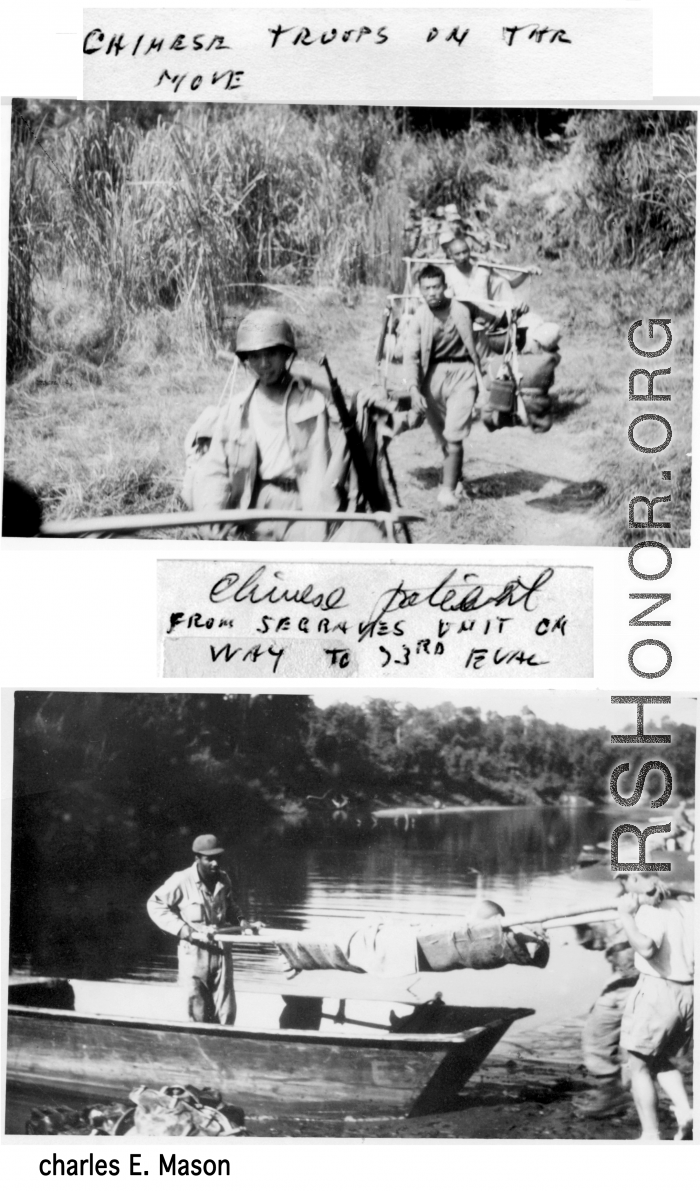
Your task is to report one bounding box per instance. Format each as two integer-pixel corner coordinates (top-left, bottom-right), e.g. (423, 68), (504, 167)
(235, 310), (296, 356)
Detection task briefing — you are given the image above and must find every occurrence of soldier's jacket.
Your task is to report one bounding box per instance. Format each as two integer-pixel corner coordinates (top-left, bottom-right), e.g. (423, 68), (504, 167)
(183, 376), (341, 514)
(147, 862), (245, 940)
(182, 377), (389, 526)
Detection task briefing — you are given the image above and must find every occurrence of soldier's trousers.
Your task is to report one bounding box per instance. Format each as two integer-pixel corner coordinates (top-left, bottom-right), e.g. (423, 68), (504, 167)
(582, 976), (637, 1079)
(177, 939), (236, 1025)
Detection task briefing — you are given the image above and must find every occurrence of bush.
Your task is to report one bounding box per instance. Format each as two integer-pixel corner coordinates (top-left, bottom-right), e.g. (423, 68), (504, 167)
(12, 104), (697, 349)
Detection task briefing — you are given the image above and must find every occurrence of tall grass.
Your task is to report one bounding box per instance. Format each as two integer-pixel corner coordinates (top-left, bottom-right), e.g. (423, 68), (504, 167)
(33, 106), (409, 344)
(499, 111), (697, 268)
(566, 111), (696, 267)
(7, 104), (40, 380)
(9, 104), (697, 364)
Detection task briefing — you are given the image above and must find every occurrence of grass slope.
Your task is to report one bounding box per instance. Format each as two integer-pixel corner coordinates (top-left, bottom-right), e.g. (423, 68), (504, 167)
(5, 260), (691, 545)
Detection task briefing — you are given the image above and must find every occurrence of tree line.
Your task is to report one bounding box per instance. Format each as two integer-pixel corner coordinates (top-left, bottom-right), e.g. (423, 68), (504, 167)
(12, 692), (695, 877)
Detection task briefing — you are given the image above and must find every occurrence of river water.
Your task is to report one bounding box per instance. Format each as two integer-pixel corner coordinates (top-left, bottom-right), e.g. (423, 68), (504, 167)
(11, 806), (638, 1030)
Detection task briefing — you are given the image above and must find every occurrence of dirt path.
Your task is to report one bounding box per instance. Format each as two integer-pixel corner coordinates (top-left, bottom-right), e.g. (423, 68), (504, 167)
(388, 408), (609, 548)
(318, 287), (612, 548)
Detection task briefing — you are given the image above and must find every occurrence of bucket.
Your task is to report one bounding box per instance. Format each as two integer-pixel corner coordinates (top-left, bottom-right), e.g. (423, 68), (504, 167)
(486, 327), (527, 355)
(488, 375), (517, 413)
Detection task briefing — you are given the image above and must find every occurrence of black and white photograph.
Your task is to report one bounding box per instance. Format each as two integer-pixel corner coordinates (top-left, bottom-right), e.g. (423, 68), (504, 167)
(6, 689), (695, 1140)
(4, 102), (694, 545)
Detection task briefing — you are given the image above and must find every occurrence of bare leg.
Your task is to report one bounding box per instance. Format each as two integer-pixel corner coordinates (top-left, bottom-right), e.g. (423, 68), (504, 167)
(627, 1051), (661, 1139)
(656, 1067), (692, 1133)
(442, 443), (463, 492)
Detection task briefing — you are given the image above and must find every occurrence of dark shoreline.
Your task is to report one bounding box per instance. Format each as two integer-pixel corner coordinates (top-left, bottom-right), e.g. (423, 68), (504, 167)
(6, 1061), (687, 1141)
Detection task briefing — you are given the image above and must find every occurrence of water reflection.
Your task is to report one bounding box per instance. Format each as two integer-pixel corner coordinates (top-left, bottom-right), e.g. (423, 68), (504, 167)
(12, 806), (617, 985)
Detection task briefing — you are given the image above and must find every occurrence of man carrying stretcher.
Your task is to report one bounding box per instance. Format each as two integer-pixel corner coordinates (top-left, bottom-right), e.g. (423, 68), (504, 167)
(404, 264), (490, 511)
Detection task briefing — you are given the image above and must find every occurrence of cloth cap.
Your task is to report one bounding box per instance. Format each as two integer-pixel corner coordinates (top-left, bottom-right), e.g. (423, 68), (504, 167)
(438, 230), (455, 247)
(192, 833), (225, 856)
(236, 310), (295, 355)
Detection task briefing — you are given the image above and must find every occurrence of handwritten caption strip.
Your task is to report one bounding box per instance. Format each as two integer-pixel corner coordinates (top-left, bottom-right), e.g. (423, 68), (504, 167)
(158, 561), (593, 679)
(84, 8), (652, 103)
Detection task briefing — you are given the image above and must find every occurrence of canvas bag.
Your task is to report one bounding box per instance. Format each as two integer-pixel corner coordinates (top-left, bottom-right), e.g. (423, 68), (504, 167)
(182, 358), (240, 508)
(121, 1085), (247, 1137)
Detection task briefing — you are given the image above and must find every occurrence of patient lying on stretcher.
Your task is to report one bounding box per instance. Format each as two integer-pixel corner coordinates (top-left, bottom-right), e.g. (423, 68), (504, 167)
(277, 900), (549, 979)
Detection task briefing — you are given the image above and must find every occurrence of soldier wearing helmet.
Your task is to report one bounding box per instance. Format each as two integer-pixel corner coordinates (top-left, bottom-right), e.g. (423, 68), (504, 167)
(147, 834), (250, 1025)
(185, 309), (341, 540)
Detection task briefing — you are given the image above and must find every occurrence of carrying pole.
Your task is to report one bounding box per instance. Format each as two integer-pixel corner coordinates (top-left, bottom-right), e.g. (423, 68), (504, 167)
(406, 256), (540, 277)
(214, 905), (624, 948)
(40, 508), (422, 538)
(497, 905), (619, 933)
(506, 311), (530, 427)
(381, 443), (412, 545)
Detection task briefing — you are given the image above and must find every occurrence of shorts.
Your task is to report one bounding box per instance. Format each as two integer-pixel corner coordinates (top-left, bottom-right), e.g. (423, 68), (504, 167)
(423, 361), (478, 445)
(620, 973), (693, 1065)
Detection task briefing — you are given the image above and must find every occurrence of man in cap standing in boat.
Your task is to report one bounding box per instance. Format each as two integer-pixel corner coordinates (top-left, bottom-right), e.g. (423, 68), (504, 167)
(147, 834), (250, 1025)
(615, 871), (694, 1140)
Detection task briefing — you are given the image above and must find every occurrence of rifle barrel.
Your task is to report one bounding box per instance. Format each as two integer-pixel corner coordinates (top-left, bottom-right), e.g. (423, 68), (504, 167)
(319, 355), (386, 513)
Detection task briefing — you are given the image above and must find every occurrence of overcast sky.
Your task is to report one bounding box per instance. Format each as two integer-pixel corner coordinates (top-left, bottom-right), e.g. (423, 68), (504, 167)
(308, 690), (696, 732)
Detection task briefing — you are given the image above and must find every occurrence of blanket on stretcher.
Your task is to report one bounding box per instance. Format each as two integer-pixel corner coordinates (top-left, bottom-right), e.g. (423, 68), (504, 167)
(276, 920), (549, 978)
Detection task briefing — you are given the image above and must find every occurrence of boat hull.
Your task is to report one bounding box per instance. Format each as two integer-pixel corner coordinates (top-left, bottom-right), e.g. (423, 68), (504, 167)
(7, 993), (531, 1121)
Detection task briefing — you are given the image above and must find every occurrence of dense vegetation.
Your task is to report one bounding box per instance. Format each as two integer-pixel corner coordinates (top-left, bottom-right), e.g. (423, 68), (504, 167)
(5, 104), (694, 546)
(12, 693), (695, 876)
(8, 102), (696, 373)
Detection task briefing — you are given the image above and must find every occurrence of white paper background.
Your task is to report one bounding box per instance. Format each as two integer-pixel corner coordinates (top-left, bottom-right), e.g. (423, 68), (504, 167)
(1, 0), (698, 1181)
(81, 8), (653, 102)
(157, 560), (594, 677)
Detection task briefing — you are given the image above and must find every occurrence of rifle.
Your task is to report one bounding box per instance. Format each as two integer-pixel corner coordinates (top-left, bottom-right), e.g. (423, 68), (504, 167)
(375, 303), (391, 369)
(319, 355), (386, 514)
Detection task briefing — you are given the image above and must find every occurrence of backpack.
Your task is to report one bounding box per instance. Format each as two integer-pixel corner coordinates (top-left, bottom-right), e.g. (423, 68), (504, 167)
(116, 1085), (247, 1137)
(182, 357), (240, 508)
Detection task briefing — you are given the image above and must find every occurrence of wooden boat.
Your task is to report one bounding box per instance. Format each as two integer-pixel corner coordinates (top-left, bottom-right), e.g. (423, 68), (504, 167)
(7, 976), (533, 1121)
